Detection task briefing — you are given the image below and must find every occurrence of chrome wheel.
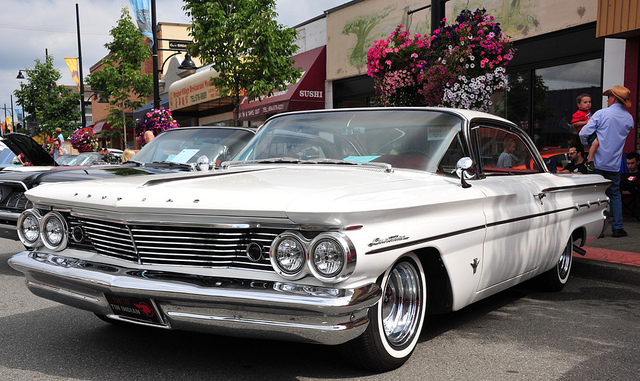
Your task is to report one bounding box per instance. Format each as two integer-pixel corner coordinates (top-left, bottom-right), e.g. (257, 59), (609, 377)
(556, 238), (573, 282)
(343, 253), (426, 372)
(540, 238), (573, 291)
(381, 261), (422, 347)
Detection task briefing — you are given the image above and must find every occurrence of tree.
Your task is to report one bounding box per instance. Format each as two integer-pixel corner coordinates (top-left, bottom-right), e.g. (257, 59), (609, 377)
(14, 55), (81, 137)
(183, 0), (301, 125)
(87, 7), (152, 148)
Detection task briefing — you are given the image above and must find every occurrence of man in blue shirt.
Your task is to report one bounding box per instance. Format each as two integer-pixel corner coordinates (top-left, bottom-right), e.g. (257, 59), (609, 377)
(579, 85), (634, 237)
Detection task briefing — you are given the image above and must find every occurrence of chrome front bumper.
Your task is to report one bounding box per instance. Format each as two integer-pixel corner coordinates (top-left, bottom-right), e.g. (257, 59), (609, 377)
(8, 251), (381, 345)
(0, 210), (19, 240)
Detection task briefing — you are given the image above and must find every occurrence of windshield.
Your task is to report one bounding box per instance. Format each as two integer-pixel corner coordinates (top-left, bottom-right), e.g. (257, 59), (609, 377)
(0, 142), (17, 165)
(233, 109), (463, 172)
(132, 127), (254, 165)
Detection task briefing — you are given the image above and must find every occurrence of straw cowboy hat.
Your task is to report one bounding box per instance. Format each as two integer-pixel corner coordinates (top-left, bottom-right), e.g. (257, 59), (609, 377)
(603, 85), (632, 107)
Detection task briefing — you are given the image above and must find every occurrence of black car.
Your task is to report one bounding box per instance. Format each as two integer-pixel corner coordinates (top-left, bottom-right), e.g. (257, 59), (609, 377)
(0, 127), (255, 240)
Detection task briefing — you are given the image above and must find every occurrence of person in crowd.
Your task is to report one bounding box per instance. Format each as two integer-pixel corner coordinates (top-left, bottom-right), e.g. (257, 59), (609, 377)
(572, 93), (592, 132)
(17, 152), (33, 166)
(558, 143), (588, 174)
(49, 139), (68, 160)
(622, 151), (639, 196)
(55, 127), (64, 146)
(579, 85), (634, 238)
(497, 138), (517, 168)
(571, 94), (598, 170)
(121, 149), (135, 163)
(144, 130), (155, 146)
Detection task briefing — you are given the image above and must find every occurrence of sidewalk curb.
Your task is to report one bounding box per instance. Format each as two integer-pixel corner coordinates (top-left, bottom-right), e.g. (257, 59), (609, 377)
(573, 257), (640, 287)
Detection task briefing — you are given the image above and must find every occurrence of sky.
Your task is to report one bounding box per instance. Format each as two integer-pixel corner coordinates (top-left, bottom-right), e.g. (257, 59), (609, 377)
(0, 0), (349, 124)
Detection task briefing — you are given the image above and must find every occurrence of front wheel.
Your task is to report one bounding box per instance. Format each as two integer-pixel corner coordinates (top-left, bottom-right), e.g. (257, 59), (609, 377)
(343, 253), (426, 372)
(540, 238), (573, 291)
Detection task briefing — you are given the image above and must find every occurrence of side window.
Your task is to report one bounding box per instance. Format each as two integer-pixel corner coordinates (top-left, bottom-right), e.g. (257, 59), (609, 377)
(475, 126), (539, 175)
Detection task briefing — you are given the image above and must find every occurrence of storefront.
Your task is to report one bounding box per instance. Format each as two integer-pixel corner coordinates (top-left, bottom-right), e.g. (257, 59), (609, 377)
(238, 46), (326, 124)
(167, 66), (234, 126)
(323, 0), (637, 151)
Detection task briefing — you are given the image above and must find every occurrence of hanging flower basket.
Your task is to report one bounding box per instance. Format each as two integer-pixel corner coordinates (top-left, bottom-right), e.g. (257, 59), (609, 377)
(134, 107), (179, 147)
(70, 127), (98, 152)
(367, 8), (515, 112)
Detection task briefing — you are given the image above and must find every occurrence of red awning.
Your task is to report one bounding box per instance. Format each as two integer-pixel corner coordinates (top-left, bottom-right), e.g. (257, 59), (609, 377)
(93, 122), (105, 134)
(238, 46), (326, 121)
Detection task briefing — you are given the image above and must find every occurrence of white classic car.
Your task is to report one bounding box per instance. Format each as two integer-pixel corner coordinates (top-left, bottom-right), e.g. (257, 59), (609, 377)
(9, 108), (610, 371)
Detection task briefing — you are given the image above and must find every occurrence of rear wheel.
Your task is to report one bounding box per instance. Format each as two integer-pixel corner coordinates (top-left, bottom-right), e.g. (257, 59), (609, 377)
(540, 238), (573, 291)
(344, 253), (426, 372)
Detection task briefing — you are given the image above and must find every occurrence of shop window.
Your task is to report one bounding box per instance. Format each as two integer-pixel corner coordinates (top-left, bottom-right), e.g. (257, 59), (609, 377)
(494, 58), (602, 151)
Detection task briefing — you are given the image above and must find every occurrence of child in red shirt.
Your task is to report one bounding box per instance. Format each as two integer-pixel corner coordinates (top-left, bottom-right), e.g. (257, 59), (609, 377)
(572, 93), (598, 170)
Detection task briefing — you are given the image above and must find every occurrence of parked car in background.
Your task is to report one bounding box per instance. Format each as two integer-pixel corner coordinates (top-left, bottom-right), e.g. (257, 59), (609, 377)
(0, 141), (18, 170)
(0, 127), (255, 239)
(9, 108), (609, 371)
(1, 133), (57, 170)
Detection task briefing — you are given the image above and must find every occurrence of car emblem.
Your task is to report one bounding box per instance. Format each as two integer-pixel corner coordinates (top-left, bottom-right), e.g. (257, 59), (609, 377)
(368, 235), (408, 247)
(470, 258), (479, 274)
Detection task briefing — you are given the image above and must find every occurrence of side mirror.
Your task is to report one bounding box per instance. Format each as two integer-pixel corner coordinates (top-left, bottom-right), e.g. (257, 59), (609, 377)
(455, 157), (474, 188)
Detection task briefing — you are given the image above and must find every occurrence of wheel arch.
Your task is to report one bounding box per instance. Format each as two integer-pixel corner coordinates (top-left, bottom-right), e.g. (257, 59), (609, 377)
(413, 247), (453, 314)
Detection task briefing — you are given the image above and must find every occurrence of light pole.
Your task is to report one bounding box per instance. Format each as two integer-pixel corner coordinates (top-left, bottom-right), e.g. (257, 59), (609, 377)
(150, 0), (197, 110)
(76, 3), (87, 128)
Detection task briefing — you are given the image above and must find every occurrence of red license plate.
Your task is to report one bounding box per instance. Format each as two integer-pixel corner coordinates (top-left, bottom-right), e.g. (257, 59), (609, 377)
(105, 294), (164, 325)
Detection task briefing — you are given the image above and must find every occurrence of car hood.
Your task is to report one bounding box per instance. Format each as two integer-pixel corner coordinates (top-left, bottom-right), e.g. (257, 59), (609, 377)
(1, 133), (56, 166)
(0, 164), (200, 188)
(25, 165), (465, 223)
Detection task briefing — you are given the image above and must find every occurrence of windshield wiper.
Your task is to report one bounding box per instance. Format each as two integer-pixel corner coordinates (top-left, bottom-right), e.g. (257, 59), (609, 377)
(224, 157), (393, 172)
(304, 159), (393, 172)
(150, 161), (195, 170)
(123, 160), (145, 167)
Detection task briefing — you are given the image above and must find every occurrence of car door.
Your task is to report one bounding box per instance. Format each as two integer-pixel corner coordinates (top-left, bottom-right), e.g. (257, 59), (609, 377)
(471, 124), (558, 294)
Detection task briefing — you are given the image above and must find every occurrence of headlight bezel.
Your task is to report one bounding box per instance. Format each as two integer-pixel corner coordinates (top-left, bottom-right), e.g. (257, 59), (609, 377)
(17, 209), (42, 248)
(309, 232), (356, 283)
(39, 211), (69, 251)
(270, 231), (308, 279)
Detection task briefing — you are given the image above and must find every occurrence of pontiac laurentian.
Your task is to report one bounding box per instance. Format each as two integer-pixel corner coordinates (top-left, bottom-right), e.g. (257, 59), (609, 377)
(9, 108), (610, 371)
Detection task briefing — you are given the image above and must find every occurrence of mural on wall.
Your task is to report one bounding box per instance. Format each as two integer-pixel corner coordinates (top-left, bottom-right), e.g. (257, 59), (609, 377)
(327, 0), (597, 80)
(341, 5), (395, 68)
(451, 0), (539, 38)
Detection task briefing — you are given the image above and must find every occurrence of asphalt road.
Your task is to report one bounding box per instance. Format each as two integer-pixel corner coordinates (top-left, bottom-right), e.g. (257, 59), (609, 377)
(1, 238), (639, 381)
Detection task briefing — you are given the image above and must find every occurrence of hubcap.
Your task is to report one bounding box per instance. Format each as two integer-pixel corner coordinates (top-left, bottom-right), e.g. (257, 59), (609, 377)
(557, 239), (573, 280)
(381, 261), (421, 347)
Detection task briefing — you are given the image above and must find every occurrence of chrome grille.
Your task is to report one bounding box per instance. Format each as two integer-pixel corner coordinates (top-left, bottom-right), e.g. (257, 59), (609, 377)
(1, 191), (32, 210)
(71, 217), (280, 271)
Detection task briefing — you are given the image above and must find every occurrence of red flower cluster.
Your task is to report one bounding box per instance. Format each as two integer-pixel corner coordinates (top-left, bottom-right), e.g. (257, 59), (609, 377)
(367, 25), (429, 106)
(70, 127), (98, 153)
(134, 107), (179, 147)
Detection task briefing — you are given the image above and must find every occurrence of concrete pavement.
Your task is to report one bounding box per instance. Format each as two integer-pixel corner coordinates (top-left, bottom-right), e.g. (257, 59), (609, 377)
(573, 216), (640, 286)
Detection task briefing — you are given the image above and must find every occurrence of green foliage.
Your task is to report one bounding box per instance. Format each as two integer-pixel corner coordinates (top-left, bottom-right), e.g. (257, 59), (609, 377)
(13, 55), (81, 137)
(183, 0), (301, 124)
(86, 7), (153, 146)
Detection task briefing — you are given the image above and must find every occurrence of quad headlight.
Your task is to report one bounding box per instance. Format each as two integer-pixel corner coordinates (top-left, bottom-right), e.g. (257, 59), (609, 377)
(270, 231), (356, 283)
(309, 233), (356, 283)
(40, 211), (68, 251)
(17, 209), (42, 247)
(17, 209), (69, 251)
(271, 232), (307, 279)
